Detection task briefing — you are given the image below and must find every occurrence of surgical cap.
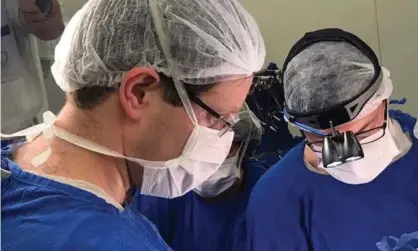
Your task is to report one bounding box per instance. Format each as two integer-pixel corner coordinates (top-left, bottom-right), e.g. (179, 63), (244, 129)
(51, 0), (266, 92)
(284, 41), (375, 114)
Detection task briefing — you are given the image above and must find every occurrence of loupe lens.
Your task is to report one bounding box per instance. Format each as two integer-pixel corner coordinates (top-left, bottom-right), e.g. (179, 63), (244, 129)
(322, 136), (344, 168)
(343, 131), (364, 161)
(345, 156), (362, 162)
(327, 161), (343, 168)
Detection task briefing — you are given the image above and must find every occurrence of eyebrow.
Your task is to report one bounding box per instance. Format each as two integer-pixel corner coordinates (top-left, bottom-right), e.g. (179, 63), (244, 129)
(191, 96), (241, 122)
(210, 103), (242, 116)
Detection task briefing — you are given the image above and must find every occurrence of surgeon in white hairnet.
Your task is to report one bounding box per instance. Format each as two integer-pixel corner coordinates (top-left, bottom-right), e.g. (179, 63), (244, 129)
(1, 0), (265, 250)
(247, 29), (418, 251)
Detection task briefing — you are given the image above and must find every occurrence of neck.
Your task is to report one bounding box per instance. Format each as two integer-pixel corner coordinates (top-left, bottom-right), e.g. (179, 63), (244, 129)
(18, 104), (132, 204)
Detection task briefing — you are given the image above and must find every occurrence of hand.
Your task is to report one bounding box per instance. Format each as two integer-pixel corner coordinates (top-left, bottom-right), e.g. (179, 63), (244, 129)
(19, 0), (40, 12)
(18, 0), (64, 40)
(19, 0), (53, 14)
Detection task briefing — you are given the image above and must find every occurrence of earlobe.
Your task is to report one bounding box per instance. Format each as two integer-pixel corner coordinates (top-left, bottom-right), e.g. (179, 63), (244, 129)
(119, 68), (160, 120)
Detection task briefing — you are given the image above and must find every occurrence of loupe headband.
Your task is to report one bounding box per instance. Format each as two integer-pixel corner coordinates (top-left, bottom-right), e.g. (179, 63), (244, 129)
(282, 28), (383, 130)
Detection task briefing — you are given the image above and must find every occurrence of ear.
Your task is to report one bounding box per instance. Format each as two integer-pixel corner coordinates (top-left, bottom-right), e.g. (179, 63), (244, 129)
(119, 68), (161, 121)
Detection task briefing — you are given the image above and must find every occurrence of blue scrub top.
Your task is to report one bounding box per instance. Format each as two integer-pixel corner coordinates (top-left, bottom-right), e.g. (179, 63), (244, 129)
(134, 159), (268, 251)
(246, 110), (418, 251)
(1, 148), (172, 251)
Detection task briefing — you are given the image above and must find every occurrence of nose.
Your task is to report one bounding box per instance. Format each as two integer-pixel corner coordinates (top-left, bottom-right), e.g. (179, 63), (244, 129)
(212, 114), (237, 131)
(211, 121), (227, 131)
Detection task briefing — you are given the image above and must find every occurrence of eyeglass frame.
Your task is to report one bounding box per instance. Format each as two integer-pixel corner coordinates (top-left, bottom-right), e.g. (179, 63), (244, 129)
(189, 95), (237, 136)
(306, 101), (388, 153)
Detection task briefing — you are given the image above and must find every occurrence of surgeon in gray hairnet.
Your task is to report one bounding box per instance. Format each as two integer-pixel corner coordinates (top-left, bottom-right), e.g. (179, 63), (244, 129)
(247, 28), (418, 251)
(1, 0), (265, 250)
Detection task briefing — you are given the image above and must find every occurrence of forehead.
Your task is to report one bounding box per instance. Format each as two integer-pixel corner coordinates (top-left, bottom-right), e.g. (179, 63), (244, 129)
(199, 76), (253, 115)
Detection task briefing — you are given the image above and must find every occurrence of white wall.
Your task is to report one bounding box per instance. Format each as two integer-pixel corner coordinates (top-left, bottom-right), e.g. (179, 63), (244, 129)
(375, 0), (418, 115)
(61, 0), (87, 17)
(241, 0), (380, 64)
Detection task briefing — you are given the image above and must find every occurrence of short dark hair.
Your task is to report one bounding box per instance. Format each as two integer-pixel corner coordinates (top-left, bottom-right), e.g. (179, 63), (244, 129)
(72, 74), (215, 110)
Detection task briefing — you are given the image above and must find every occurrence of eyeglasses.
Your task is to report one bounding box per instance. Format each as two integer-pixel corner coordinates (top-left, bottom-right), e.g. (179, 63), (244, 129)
(308, 125), (386, 153)
(189, 95), (237, 136)
(307, 105), (388, 153)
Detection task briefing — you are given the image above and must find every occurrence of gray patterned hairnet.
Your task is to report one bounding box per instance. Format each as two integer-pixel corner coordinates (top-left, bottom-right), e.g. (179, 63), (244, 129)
(51, 0), (266, 92)
(234, 103), (263, 143)
(284, 41), (375, 113)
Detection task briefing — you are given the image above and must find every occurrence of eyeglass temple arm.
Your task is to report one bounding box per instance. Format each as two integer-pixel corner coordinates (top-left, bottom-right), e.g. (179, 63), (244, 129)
(189, 95), (234, 128)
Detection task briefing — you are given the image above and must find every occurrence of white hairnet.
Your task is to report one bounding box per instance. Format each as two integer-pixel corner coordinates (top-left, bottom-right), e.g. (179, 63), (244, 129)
(354, 66), (392, 121)
(284, 41), (375, 114)
(51, 0), (266, 92)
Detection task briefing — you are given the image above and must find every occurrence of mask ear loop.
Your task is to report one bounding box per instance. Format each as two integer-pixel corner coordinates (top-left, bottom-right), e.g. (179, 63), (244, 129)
(174, 81), (199, 125)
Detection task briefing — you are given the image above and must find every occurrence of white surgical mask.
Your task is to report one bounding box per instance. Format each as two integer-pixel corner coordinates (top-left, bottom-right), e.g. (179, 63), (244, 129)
(139, 125), (234, 198)
(317, 118), (411, 184)
(192, 103), (261, 198)
(193, 154), (240, 198)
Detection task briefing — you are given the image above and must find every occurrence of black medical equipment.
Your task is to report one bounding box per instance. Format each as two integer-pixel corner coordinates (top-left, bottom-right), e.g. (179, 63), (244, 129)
(321, 122), (364, 167)
(250, 63), (285, 132)
(244, 63), (300, 164)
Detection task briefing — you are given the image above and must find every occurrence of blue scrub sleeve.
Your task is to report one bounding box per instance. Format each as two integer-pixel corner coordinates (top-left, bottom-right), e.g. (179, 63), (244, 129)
(246, 179), (310, 251)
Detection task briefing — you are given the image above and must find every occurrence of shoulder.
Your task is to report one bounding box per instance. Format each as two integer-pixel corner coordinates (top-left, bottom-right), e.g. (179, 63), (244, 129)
(55, 213), (170, 251)
(68, 211), (171, 251)
(246, 144), (314, 250)
(247, 142), (312, 219)
(1, 158), (171, 250)
(116, 207), (173, 250)
(251, 142), (307, 196)
(242, 159), (268, 186)
(3, 203), (171, 251)
(389, 109), (417, 133)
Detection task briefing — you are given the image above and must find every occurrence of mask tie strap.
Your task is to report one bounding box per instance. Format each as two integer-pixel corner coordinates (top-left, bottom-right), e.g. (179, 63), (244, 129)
(52, 126), (178, 169)
(31, 112), (57, 167)
(0, 111), (56, 142)
(0, 111), (57, 167)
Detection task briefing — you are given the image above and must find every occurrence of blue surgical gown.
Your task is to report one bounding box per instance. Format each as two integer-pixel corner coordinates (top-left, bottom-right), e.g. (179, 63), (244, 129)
(246, 110), (418, 251)
(134, 159), (268, 251)
(1, 149), (172, 251)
